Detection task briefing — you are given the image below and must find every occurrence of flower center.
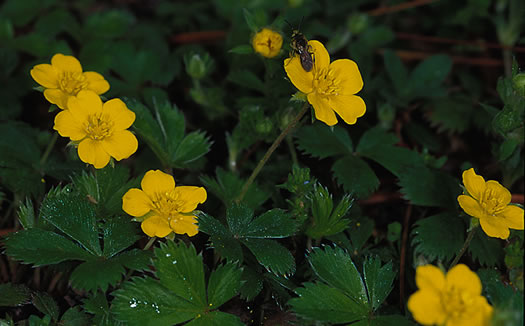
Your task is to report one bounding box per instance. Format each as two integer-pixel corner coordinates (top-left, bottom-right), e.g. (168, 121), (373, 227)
(58, 71), (87, 95)
(441, 285), (475, 320)
(480, 188), (506, 215)
(312, 67), (340, 97)
(151, 191), (185, 222)
(85, 114), (114, 141)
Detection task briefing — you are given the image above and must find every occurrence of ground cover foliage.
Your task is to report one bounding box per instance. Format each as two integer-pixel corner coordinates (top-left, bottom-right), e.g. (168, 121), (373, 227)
(0, 0), (524, 325)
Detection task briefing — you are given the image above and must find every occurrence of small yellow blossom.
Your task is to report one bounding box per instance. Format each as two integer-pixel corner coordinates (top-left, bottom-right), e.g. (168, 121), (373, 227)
(252, 28), (283, 58)
(53, 90), (138, 169)
(122, 170), (207, 238)
(284, 40), (366, 126)
(458, 168), (524, 239)
(30, 53), (110, 109)
(408, 264), (493, 326)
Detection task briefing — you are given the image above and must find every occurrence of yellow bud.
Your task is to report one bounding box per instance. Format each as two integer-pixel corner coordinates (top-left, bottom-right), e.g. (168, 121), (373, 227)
(252, 28), (283, 58)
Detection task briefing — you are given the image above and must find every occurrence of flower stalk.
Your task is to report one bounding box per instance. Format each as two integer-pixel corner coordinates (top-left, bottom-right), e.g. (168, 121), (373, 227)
(236, 102), (309, 203)
(449, 226), (477, 268)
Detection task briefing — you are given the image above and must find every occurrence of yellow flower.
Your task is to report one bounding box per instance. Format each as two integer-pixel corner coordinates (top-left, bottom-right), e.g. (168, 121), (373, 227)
(284, 40), (366, 126)
(122, 170), (207, 238)
(458, 168), (524, 239)
(30, 53), (110, 109)
(53, 90), (138, 169)
(408, 264), (493, 326)
(252, 28), (283, 58)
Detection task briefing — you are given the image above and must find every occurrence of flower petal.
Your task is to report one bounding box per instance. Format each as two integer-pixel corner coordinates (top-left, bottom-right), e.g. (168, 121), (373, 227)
(103, 98), (135, 130)
(485, 180), (511, 206)
(462, 168), (485, 201)
(122, 188), (152, 217)
(309, 40), (329, 71)
(169, 214), (198, 237)
(329, 94), (366, 125)
(30, 64), (58, 88)
(68, 90), (103, 123)
(53, 110), (86, 141)
(329, 59), (364, 95)
(43, 89), (69, 109)
(102, 130), (138, 161)
(284, 56), (314, 94)
(499, 205), (524, 230)
(78, 138), (111, 169)
(407, 289), (446, 325)
(446, 264), (482, 296)
(415, 265), (445, 292)
(479, 215), (510, 239)
(51, 53), (82, 73)
(173, 186), (207, 212)
(457, 195), (484, 220)
(307, 93), (338, 126)
(141, 170), (175, 197)
(141, 215), (172, 238)
(83, 71), (110, 95)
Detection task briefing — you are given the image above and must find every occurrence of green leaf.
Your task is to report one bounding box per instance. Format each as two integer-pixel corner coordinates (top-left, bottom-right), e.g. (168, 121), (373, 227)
(112, 277), (201, 326)
(3, 228), (93, 266)
(32, 292), (59, 321)
(383, 50), (409, 97)
(115, 249), (153, 271)
(197, 212), (243, 262)
(242, 238), (296, 276)
(398, 166), (460, 207)
(229, 45), (253, 54)
(172, 131), (212, 168)
(185, 311), (244, 326)
(289, 282), (367, 323)
(102, 216), (141, 258)
(17, 198), (35, 229)
(354, 315), (417, 326)
(40, 190), (102, 256)
(59, 307), (91, 326)
(154, 241), (207, 308)
(347, 216), (375, 251)
(239, 267), (263, 301)
(0, 283), (31, 306)
(307, 187), (353, 239)
(227, 70), (265, 92)
(242, 209), (296, 238)
(469, 230), (504, 267)
(409, 54), (452, 98)
(70, 258), (126, 292)
(200, 168), (270, 210)
(207, 263), (242, 308)
(90, 165), (136, 216)
(295, 124), (353, 159)
(478, 269), (524, 309)
(226, 204), (254, 236)
(412, 212), (465, 262)
(83, 10), (135, 40)
(362, 256), (395, 311)
(308, 246), (368, 308)
(332, 156), (379, 198)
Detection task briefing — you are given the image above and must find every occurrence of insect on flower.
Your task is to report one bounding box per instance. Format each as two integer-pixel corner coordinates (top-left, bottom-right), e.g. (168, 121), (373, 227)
(286, 19), (314, 72)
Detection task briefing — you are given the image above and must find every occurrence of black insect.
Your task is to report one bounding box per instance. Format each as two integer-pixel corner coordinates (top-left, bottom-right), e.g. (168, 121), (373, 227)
(286, 19), (314, 72)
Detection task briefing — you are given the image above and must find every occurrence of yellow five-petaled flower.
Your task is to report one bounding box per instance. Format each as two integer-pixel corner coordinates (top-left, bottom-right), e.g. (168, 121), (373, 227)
(458, 168), (524, 239)
(122, 170), (207, 238)
(408, 264), (493, 326)
(284, 40), (366, 126)
(252, 28), (283, 58)
(30, 53), (110, 110)
(53, 90), (138, 169)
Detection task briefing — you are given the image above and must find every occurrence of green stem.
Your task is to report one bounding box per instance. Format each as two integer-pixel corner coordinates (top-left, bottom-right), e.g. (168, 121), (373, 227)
(40, 132), (59, 166)
(286, 134), (298, 166)
(449, 227), (477, 268)
(236, 103), (309, 203)
(143, 237), (157, 250)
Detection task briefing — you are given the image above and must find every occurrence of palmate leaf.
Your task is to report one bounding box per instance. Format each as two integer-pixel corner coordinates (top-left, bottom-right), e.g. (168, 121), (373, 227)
(469, 230), (504, 267)
(184, 311), (244, 326)
(59, 307), (91, 326)
(0, 283), (31, 307)
(362, 256), (395, 311)
(353, 315), (417, 326)
(112, 241), (242, 326)
(70, 258), (126, 293)
(198, 204), (297, 276)
(332, 155), (379, 200)
(411, 212), (465, 262)
(171, 130), (212, 168)
(32, 292), (59, 322)
(102, 216), (142, 258)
